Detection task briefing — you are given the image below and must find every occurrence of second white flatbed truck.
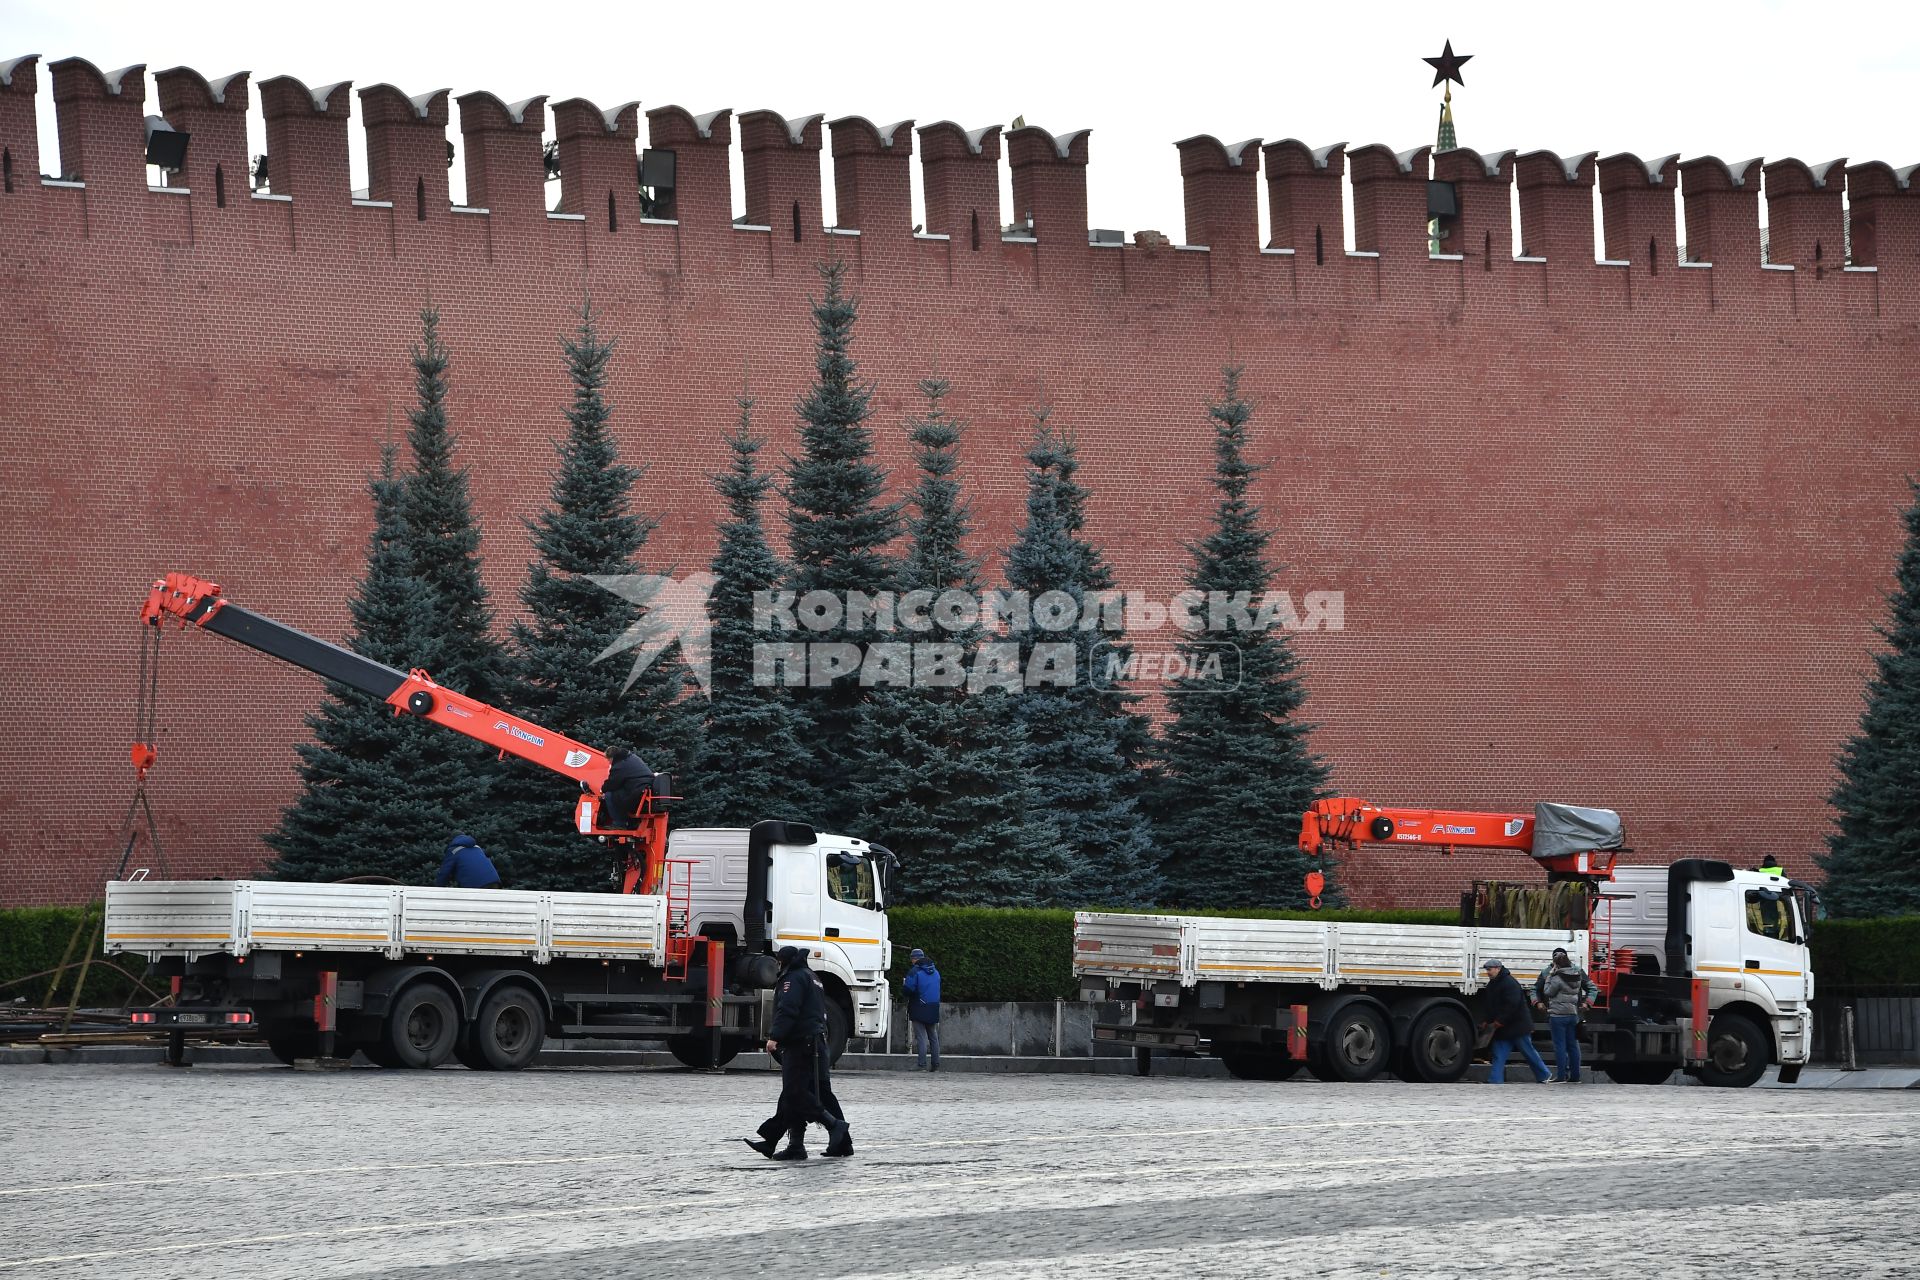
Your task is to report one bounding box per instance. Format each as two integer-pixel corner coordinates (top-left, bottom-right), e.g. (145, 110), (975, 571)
(1073, 858), (1814, 1088)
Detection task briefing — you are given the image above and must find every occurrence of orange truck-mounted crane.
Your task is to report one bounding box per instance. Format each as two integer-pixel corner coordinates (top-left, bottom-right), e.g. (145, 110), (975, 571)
(139, 572), (671, 893)
(1299, 796), (1625, 889)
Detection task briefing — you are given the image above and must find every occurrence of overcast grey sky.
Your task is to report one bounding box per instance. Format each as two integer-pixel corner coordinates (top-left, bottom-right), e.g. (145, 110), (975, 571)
(8, 0), (1917, 244)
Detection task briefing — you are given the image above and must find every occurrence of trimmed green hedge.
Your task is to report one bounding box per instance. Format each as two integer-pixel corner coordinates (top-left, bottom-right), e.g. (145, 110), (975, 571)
(1807, 916), (1920, 988)
(0, 906), (151, 1007)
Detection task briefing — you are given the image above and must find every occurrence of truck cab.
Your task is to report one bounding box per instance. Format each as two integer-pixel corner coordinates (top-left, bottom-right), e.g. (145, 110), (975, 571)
(1595, 862), (1815, 1085)
(671, 826), (893, 1042)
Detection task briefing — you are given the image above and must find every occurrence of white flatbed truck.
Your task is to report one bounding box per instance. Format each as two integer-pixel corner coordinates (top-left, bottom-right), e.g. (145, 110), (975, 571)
(1074, 858), (1814, 1088)
(107, 821), (893, 1069)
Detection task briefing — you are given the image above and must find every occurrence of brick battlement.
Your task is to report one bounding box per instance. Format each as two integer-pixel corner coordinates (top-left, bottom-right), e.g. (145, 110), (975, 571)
(3, 54), (1916, 318)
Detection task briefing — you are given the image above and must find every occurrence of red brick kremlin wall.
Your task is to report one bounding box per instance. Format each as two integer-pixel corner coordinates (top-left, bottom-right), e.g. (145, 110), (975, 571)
(2, 55), (1916, 908)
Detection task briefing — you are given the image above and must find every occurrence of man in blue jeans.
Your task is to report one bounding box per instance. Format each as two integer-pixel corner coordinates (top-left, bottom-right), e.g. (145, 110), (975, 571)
(902, 948), (941, 1071)
(1539, 951), (1596, 1082)
(1479, 958), (1550, 1084)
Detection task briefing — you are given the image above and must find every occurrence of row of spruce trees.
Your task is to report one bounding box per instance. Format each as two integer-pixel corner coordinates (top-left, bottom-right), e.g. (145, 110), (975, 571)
(266, 262), (1920, 917)
(268, 263), (1333, 909)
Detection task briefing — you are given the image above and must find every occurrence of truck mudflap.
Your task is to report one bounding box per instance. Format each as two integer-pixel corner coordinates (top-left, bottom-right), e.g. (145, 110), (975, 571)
(1092, 1022), (1200, 1051)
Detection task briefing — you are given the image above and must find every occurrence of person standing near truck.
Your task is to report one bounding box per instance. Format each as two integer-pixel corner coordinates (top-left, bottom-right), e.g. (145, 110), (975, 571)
(1532, 947), (1597, 1007)
(1540, 955), (1593, 1082)
(435, 833), (501, 889)
(745, 947), (852, 1160)
(903, 947), (942, 1071)
(1479, 959), (1551, 1084)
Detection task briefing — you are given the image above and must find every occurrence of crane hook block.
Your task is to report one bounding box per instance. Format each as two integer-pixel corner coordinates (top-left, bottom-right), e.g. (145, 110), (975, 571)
(1304, 869), (1326, 910)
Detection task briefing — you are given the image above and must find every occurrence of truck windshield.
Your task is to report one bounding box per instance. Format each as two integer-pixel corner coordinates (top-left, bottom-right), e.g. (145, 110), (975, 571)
(826, 855), (877, 911)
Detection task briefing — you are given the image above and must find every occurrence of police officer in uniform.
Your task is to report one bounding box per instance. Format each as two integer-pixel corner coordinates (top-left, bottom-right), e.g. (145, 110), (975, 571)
(744, 947), (852, 1160)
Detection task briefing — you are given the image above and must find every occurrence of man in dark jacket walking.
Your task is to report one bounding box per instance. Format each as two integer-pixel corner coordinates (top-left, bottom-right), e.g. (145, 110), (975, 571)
(903, 948), (941, 1071)
(435, 833), (501, 889)
(744, 947), (851, 1160)
(1479, 959), (1550, 1084)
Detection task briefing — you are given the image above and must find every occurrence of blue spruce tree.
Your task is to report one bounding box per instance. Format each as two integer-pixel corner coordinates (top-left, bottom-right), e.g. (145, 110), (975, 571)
(850, 379), (1070, 904)
(679, 397), (821, 828)
(783, 261), (902, 824)
(266, 445), (476, 881)
(1150, 367), (1332, 908)
(1004, 412), (1162, 906)
(1821, 479), (1920, 915)
(387, 308), (513, 874)
(500, 304), (701, 890)
(400, 308), (505, 702)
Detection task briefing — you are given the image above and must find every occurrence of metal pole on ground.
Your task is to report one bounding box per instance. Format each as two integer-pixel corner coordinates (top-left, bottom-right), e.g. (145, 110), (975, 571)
(706, 939), (725, 1070)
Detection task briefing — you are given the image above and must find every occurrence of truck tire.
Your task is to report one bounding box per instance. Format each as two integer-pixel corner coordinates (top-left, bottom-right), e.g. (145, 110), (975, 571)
(825, 994), (852, 1065)
(1696, 1014), (1769, 1089)
(1602, 1061), (1674, 1086)
(463, 985), (546, 1072)
(381, 983), (459, 1069)
(1308, 1003), (1391, 1083)
(1402, 1005), (1474, 1084)
(667, 1035), (742, 1069)
(1220, 1049), (1301, 1081)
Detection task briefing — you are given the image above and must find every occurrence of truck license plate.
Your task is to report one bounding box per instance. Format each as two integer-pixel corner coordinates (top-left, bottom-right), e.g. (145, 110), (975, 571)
(176, 1012), (207, 1024)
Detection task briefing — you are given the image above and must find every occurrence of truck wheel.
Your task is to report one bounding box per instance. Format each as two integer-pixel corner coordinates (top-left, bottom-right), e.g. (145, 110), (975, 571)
(825, 995), (852, 1065)
(264, 1020), (319, 1066)
(667, 1036), (742, 1069)
(1220, 1049), (1301, 1081)
(1602, 1061), (1674, 1085)
(1403, 1005), (1474, 1083)
(1309, 1004), (1390, 1083)
(466, 985), (546, 1072)
(1696, 1014), (1769, 1089)
(382, 983), (459, 1069)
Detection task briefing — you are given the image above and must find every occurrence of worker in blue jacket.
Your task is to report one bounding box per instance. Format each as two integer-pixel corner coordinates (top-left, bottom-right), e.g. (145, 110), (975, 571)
(903, 948), (942, 1071)
(435, 833), (501, 889)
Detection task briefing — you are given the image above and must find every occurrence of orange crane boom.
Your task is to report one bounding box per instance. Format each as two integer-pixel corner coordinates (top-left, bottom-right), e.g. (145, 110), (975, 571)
(1299, 796), (1622, 899)
(139, 572), (672, 893)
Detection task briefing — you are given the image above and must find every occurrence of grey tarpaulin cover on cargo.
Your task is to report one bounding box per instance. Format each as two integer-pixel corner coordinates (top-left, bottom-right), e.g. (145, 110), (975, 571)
(1533, 803), (1625, 858)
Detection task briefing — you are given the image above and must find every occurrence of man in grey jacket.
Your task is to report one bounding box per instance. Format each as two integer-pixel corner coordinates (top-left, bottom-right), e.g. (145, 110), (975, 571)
(1539, 950), (1596, 1083)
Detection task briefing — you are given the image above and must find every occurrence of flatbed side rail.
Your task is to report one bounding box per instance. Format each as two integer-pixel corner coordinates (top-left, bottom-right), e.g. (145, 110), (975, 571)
(107, 880), (669, 965)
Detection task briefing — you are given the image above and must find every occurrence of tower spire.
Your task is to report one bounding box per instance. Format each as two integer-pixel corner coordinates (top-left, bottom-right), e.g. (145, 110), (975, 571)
(1436, 83), (1457, 153)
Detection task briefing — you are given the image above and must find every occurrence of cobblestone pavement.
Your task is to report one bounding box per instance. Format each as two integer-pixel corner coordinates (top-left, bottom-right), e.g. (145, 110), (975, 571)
(4, 1064), (1915, 1279)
